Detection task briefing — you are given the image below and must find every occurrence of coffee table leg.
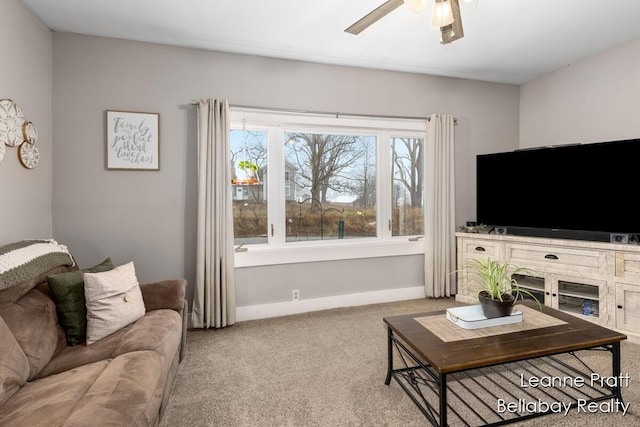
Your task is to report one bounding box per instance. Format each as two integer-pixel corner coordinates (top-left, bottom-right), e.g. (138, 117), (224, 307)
(439, 373), (447, 426)
(385, 326), (393, 385)
(613, 341), (623, 401)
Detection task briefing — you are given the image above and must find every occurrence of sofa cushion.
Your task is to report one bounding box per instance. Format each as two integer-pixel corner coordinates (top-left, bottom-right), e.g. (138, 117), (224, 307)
(48, 258), (115, 346)
(0, 288), (61, 380)
(35, 309), (181, 380)
(113, 309), (182, 361)
(84, 262), (146, 345)
(0, 318), (30, 405)
(0, 359), (110, 426)
(0, 352), (166, 427)
(64, 351), (166, 426)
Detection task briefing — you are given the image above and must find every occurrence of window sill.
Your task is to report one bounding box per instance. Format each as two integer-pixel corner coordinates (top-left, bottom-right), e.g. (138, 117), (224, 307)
(234, 239), (425, 268)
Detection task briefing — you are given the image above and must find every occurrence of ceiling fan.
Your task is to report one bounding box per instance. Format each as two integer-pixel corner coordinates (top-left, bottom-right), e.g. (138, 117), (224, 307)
(345, 0), (465, 45)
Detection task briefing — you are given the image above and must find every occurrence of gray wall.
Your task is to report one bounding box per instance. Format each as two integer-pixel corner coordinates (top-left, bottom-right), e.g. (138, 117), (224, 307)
(520, 38), (640, 148)
(50, 33), (520, 308)
(0, 0), (52, 243)
(236, 255), (425, 307)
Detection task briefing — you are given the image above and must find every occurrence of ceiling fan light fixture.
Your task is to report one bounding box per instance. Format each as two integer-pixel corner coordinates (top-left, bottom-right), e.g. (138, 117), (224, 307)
(403, 0), (425, 14)
(432, 0), (454, 28)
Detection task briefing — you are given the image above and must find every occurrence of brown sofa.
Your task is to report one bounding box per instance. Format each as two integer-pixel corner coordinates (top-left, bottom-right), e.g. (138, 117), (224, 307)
(0, 244), (187, 426)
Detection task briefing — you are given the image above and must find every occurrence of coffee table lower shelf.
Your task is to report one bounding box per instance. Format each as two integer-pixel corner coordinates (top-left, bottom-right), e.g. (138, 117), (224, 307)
(384, 329), (623, 426)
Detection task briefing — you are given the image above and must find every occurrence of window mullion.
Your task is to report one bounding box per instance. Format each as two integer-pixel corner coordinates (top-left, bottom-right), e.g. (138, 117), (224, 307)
(378, 131), (392, 241)
(267, 126), (285, 247)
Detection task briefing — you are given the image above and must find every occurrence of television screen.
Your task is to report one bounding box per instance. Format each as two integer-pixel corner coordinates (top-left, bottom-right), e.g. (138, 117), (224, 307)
(476, 139), (640, 238)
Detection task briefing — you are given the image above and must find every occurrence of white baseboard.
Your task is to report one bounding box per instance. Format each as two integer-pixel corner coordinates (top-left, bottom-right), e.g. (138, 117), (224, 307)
(235, 285), (426, 322)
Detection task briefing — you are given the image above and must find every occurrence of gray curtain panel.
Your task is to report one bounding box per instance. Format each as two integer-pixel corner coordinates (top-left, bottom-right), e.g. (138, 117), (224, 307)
(424, 113), (457, 298)
(192, 99), (236, 328)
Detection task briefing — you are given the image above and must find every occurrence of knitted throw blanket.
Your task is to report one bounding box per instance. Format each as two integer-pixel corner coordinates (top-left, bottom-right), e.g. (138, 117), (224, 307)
(0, 240), (75, 291)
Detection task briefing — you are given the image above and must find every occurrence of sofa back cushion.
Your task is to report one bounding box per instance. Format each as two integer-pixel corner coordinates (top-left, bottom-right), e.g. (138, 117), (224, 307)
(0, 289), (62, 380)
(0, 266), (71, 310)
(0, 317), (30, 405)
(0, 240), (77, 381)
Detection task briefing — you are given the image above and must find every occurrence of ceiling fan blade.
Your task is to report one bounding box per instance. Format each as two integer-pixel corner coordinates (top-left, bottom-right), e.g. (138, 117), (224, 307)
(440, 0), (464, 44)
(345, 0), (404, 35)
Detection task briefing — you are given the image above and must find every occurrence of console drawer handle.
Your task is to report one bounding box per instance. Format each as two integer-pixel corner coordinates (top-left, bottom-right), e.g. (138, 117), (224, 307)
(475, 246), (486, 252)
(544, 254), (558, 260)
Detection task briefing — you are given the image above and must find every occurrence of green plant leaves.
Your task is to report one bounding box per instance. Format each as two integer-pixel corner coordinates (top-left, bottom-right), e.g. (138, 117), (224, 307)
(465, 258), (542, 309)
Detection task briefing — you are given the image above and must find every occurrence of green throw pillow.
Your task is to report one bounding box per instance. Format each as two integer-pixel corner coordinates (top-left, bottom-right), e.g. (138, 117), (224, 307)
(48, 258), (115, 345)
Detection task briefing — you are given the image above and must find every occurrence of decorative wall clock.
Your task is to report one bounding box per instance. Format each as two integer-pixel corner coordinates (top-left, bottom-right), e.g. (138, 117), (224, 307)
(22, 121), (38, 144)
(18, 141), (39, 169)
(0, 99), (26, 147)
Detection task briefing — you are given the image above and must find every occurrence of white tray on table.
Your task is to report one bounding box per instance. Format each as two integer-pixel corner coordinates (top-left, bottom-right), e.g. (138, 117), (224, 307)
(446, 304), (522, 330)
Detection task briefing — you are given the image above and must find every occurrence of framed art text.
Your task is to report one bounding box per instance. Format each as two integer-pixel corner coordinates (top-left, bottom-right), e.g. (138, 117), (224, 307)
(106, 110), (159, 170)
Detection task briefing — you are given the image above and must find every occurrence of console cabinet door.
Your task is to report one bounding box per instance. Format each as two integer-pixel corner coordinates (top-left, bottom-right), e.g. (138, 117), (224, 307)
(615, 281), (640, 336)
(510, 273), (549, 307)
(551, 275), (608, 326)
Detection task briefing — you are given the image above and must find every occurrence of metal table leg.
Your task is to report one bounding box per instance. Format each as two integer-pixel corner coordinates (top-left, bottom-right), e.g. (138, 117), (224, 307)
(612, 341), (622, 402)
(385, 326), (393, 386)
(439, 372), (447, 426)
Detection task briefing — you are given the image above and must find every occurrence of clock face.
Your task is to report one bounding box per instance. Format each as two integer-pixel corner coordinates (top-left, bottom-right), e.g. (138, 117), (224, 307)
(0, 99), (26, 147)
(18, 141), (39, 169)
(23, 121), (38, 144)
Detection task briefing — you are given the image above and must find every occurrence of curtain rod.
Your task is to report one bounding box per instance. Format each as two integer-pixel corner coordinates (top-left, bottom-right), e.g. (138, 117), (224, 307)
(190, 101), (457, 123)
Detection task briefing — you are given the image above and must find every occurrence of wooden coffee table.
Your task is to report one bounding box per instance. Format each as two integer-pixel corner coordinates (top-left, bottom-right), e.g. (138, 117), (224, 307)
(384, 301), (627, 426)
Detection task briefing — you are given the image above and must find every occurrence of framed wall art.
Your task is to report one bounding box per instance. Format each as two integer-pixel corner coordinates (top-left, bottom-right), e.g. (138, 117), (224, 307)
(105, 110), (160, 170)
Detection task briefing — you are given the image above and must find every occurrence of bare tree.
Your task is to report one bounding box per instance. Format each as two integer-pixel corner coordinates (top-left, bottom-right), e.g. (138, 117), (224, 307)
(285, 133), (368, 204)
(391, 137), (423, 208)
(351, 137), (376, 209)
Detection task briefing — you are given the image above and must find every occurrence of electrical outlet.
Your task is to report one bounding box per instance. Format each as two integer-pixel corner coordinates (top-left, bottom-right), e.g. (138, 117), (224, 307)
(292, 289), (300, 302)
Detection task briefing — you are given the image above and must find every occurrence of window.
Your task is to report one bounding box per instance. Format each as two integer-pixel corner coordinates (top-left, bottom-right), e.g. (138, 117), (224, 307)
(284, 131), (377, 242)
(230, 129), (268, 245)
(230, 110), (426, 263)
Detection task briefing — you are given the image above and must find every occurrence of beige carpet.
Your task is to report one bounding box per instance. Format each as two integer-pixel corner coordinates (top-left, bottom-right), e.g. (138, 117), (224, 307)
(161, 298), (640, 426)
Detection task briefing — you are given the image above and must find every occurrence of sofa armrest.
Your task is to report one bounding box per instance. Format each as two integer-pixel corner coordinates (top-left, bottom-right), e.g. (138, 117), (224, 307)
(140, 278), (188, 362)
(140, 279), (186, 313)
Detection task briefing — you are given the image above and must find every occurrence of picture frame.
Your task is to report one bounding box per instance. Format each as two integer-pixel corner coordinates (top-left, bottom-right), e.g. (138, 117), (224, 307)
(105, 110), (160, 170)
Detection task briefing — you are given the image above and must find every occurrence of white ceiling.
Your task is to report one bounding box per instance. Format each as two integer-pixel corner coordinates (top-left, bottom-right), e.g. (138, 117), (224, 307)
(19, 0), (640, 85)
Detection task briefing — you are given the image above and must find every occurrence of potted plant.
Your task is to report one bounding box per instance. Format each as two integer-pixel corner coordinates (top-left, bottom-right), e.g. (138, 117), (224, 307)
(458, 223), (489, 234)
(465, 258), (542, 318)
(238, 160), (259, 180)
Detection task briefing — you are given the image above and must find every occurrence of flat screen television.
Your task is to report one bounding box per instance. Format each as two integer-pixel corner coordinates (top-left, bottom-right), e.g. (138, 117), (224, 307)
(476, 138), (640, 242)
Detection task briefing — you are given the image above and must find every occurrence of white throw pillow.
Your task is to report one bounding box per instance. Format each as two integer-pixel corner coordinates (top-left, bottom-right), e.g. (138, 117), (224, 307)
(83, 261), (146, 345)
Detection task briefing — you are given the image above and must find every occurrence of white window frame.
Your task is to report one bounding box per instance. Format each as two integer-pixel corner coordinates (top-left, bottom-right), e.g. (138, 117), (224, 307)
(230, 110), (427, 267)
